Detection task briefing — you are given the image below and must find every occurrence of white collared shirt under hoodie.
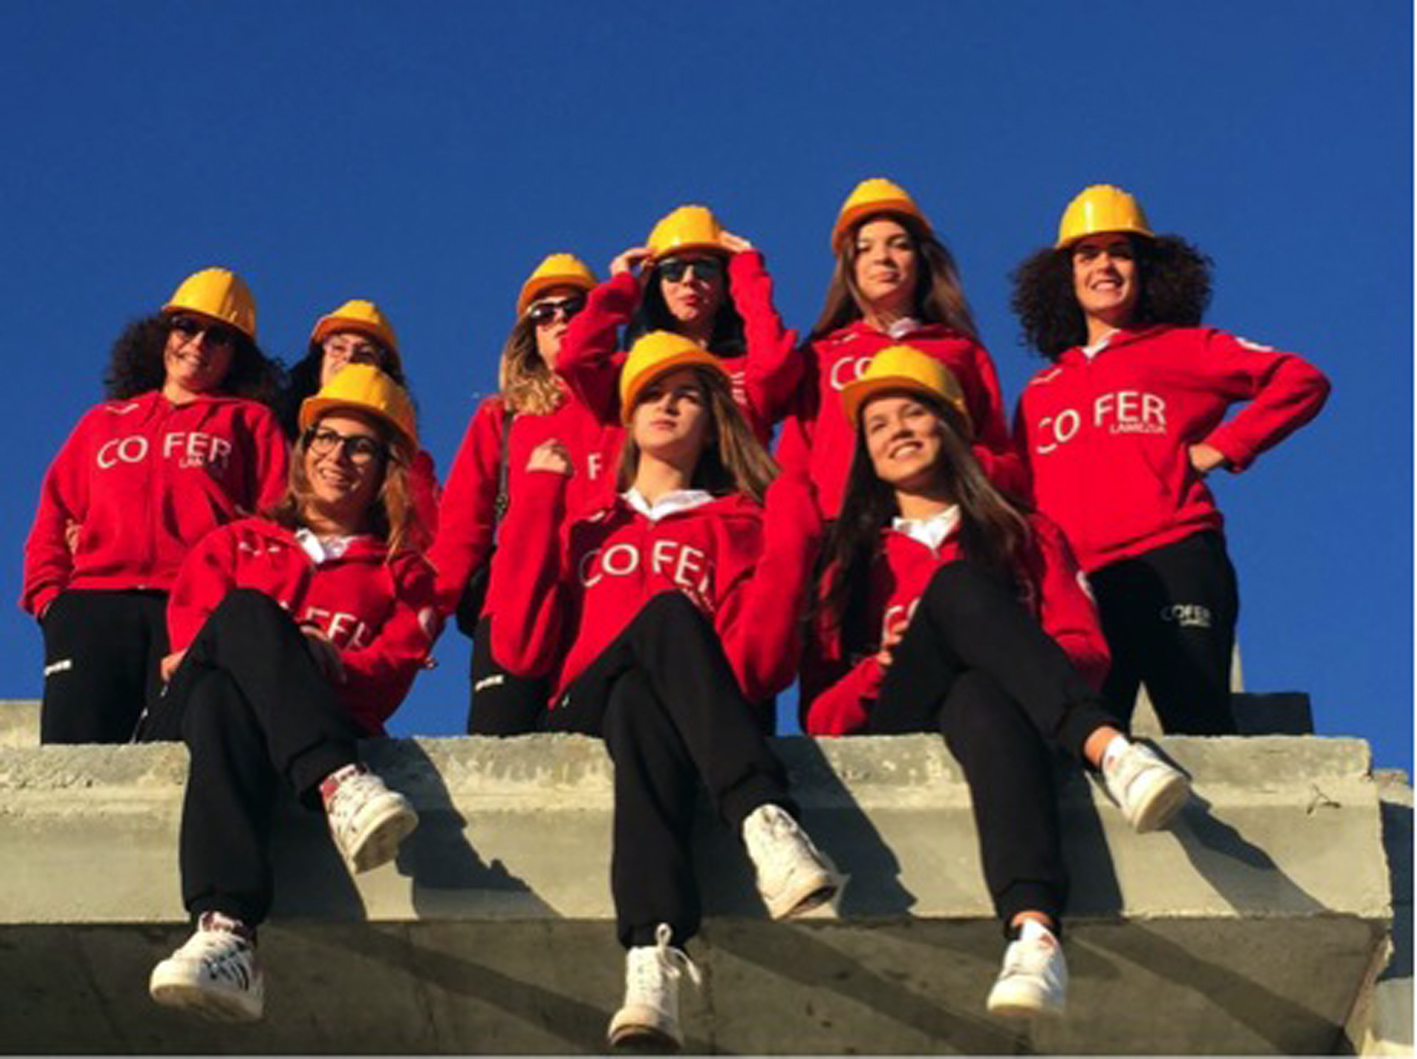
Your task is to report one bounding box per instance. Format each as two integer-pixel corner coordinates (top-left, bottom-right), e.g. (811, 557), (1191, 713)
(892, 505), (962, 552)
(886, 317), (924, 340)
(1081, 329), (1119, 361)
(295, 528), (361, 565)
(623, 487), (716, 522)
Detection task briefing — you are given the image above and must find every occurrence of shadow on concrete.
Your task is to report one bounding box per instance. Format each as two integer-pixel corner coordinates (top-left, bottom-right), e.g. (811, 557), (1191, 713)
(1379, 794), (1412, 981)
(268, 791), (368, 921)
(1055, 760), (1126, 920)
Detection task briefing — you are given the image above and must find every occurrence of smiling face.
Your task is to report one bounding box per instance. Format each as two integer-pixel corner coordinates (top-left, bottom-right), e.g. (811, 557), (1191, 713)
(163, 313), (236, 396)
(1071, 233), (1140, 330)
(657, 252), (726, 336)
(302, 410), (387, 528)
(852, 217), (918, 318)
(862, 392), (948, 493)
(319, 331), (389, 388)
(630, 366), (713, 468)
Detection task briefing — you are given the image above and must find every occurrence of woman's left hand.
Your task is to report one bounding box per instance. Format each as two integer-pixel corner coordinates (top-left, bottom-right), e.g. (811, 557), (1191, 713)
(719, 231), (754, 254)
(1189, 443), (1229, 475)
(159, 650), (187, 684)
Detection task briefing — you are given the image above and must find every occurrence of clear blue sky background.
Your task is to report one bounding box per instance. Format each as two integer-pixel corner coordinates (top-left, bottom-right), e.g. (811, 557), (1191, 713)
(3, 3), (1411, 770)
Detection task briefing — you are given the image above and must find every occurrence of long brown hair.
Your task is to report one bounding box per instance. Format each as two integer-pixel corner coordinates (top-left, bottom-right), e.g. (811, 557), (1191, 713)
(499, 314), (565, 416)
(616, 366), (777, 503)
(811, 213), (979, 342)
(821, 392), (1032, 653)
(266, 413), (424, 558)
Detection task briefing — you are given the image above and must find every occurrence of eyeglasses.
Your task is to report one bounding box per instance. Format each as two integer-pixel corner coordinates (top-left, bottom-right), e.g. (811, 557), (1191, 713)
(170, 315), (238, 348)
(527, 296), (586, 326)
(657, 257), (724, 283)
(302, 427), (387, 465)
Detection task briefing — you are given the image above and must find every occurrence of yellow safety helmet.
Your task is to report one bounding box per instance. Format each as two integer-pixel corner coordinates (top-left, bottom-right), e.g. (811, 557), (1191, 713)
(163, 267), (257, 340)
(517, 253), (598, 316)
(831, 177), (934, 255)
(840, 344), (972, 437)
(646, 205), (726, 261)
(299, 363), (418, 455)
(618, 331), (727, 424)
(1055, 184), (1154, 249)
(310, 299), (402, 371)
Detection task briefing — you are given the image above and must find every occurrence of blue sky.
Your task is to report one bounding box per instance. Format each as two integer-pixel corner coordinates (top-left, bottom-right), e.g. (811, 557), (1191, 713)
(3, 2), (1411, 769)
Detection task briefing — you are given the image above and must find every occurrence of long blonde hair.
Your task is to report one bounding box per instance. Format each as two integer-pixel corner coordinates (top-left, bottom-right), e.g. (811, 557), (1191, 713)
(498, 315), (565, 416)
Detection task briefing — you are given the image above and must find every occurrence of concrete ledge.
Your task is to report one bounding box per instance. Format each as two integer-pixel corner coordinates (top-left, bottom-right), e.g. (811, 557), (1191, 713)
(0, 735), (1394, 1054)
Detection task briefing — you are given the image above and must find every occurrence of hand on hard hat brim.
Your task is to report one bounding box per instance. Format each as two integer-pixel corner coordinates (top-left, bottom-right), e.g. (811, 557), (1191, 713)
(718, 231), (754, 254)
(610, 246), (654, 278)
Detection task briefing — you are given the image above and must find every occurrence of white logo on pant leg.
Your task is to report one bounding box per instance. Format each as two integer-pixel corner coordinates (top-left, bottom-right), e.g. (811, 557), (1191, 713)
(44, 658), (73, 677)
(1161, 603), (1212, 628)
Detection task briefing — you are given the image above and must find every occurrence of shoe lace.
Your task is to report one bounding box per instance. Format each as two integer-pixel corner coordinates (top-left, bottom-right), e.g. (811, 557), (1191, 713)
(1003, 933), (1060, 981)
(629, 923), (702, 999)
(325, 769), (379, 832)
(747, 805), (801, 867)
(181, 926), (255, 988)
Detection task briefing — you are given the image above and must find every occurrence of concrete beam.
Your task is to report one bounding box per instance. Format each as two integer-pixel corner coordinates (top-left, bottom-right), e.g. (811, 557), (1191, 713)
(0, 735), (1392, 1054)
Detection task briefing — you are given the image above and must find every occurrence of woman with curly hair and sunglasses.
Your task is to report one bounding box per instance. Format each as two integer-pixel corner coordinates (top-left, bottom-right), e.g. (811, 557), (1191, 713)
(431, 253), (624, 734)
(21, 268), (288, 744)
(1011, 185), (1330, 735)
(554, 204), (799, 443)
(776, 177), (1023, 519)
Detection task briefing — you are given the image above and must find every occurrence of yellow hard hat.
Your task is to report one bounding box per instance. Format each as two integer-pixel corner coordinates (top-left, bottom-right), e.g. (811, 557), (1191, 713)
(299, 363), (418, 454)
(517, 253), (598, 316)
(163, 267), (257, 340)
(310, 300), (400, 367)
(1056, 184), (1154, 248)
(646, 205), (726, 261)
(840, 344), (971, 437)
(831, 178), (934, 255)
(618, 331), (727, 424)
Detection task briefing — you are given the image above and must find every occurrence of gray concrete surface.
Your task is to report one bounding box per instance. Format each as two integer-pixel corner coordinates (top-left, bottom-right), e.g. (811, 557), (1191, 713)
(0, 698), (39, 747)
(0, 734), (1393, 1054)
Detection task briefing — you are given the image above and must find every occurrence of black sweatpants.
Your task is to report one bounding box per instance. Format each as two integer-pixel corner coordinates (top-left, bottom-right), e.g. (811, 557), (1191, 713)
(39, 589), (168, 744)
(543, 592), (795, 949)
(1090, 531), (1239, 736)
(867, 561), (1119, 933)
(466, 614), (550, 735)
(137, 589), (368, 927)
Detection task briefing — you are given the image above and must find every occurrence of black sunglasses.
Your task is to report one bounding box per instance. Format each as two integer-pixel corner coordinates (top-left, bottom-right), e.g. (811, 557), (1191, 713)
(657, 257), (724, 283)
(527, 296), (586, 326)
(169, 315), (238, 348)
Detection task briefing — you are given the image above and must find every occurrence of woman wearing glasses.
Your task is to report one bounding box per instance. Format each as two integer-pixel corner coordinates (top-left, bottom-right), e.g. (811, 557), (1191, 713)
(21, 268), (287, 744)
(556, 204), (799, 441)
(143, 365), (435, 1023)
(432, 253), (622, 734)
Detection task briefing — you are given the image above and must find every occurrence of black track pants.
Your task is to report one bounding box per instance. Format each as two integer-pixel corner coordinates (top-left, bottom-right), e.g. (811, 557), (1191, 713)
(544, 592), (795, 948)
(138, 589), (368, 927)
(1091, 531), (1239, 735)
(868, 561), (1118, 931)
(466, 614), (549, 735)
(39, 589), (168, 744)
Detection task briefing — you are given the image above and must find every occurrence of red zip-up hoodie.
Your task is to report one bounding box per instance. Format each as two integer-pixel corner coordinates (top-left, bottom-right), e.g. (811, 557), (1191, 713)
(1013, 326), (1331, 573)
(167, 518), (439, 735)
(802, 514), (1109, 736)
(21, 391), (290, 617)
(429, 391), (623, 615)
(555, 251), (801, 442)
(486, 468), (822, 707)
(776, 320), (1024, 517)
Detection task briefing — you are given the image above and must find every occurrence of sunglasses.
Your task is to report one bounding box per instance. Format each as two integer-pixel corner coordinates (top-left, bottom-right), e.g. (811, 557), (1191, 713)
(527, 296), (586, 326)
(657, 257), (724, 283)
(169, 315), (238, 348)
(302, 427), (387, 465)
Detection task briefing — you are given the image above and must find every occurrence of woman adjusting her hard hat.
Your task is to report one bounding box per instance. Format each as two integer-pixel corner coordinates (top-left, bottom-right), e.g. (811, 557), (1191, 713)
(279, 299), (440, 548)
(803, 344), (1191, 1019)
(431, 252), (622, 736)
(141, 364), (437, 1023)
(484, 330), (837, 1052)
(777, 177), (1023, 518)
(21, 267), (288, 744)
(555, 204), (799, 442)
(1011, 184), (1330, 735)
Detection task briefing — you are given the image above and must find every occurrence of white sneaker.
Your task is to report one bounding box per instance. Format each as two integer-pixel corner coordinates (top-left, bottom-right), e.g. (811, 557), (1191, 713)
(149, 912), (264, 1022)
(1101, 741), (1191, 833)
(607, 923), (702, 1053)
(986, 921), (1067, 1018)
(321, 763), (419, 873)
(741, 803), (840, 919)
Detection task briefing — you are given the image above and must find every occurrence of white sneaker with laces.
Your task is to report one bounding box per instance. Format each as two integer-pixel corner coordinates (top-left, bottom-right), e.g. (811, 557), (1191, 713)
(1101, 740), (1191, 833)
(741, 803), (840, 919)
(986, 920), (1067, 1018)
(607, 923), (702, 1053)
(149, 911), (264, 1022)
(321, 763), (419, 873)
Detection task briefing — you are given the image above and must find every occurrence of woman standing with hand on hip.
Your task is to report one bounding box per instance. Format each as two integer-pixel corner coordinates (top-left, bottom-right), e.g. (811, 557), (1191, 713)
(803, 345), (1191, 1019)
(21, 267), (287, 744)
(1011, 185), (1330, 734)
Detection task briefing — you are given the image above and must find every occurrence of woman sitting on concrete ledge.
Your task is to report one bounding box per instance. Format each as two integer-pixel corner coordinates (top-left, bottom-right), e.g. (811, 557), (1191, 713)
(802, 345), (1191, 1020)
(139, 365), (439, 1023)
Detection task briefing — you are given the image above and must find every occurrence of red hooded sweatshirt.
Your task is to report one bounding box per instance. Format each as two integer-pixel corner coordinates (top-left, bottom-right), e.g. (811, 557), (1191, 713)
(802, 513), (1109, 737)
(776, 320), (1025, 517)
(21, 391), (290, 617)
(555, 251), (801, 442)
(1013, 326), (1331, 573)
(167, 518), (440, 735)
(486, 467), (823, 707)
(429, 391), (623, 615)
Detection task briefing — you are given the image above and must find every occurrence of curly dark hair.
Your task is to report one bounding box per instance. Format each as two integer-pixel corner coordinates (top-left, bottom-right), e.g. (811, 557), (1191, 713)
(276, 342), (410, 440)
(1011, 234), (1213, 360)
(105, 314), (282, 406)
(624, 255), (747, 355)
